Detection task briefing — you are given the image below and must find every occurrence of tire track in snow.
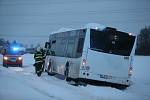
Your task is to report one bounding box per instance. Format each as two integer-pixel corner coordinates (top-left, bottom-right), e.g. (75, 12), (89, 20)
(23, 81), (63, 100)
(20, 76), (63, 100)
(40, 75), (102, 100)
(7, 66), (105, 100)
(4, 67), (63, 100)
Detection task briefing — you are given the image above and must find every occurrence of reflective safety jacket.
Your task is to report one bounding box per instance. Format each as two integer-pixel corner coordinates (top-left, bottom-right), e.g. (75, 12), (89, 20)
(34, 51), (44, 63)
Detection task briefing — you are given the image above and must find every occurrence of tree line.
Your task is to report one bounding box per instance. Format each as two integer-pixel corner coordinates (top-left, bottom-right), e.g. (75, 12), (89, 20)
(135, 25), (150, 55)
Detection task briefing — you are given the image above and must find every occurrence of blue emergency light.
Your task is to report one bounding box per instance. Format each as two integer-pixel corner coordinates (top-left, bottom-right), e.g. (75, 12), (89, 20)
(7, 44), (21, 55)
(12, 47), (19, 51)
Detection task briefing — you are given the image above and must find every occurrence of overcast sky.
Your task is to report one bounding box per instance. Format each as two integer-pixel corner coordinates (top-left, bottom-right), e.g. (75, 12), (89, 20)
(0, 0), (150, 45)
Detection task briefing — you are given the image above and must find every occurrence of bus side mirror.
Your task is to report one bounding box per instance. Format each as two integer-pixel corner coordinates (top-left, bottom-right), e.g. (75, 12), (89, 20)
(52, 40), (56, 44)
(45, 42), (50, 49)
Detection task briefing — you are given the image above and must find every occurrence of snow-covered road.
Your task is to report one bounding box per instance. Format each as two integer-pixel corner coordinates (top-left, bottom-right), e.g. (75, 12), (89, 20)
(0, 54), (150, 100)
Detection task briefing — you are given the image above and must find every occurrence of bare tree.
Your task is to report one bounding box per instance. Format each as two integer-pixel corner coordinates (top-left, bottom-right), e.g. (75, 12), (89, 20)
(136, 26), (150, 55)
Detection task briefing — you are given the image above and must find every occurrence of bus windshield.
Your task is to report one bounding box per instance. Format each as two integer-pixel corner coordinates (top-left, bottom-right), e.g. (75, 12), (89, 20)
(90, 28), (135, 56)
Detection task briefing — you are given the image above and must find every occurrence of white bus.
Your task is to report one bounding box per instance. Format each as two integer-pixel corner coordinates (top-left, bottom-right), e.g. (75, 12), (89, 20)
(44, 23), (136, 89)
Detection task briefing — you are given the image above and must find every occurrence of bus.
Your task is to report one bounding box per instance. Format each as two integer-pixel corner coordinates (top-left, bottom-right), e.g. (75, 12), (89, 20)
(44, 23), (136, 89)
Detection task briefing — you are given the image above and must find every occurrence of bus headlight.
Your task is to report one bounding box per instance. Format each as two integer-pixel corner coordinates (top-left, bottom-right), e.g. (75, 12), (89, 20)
(18, 57), (22, 60)
(4, 56), (8, 60)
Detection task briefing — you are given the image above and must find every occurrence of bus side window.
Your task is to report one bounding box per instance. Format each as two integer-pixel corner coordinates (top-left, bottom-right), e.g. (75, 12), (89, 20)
(50, 40), (56, 55)
(77, 38), (84, 53)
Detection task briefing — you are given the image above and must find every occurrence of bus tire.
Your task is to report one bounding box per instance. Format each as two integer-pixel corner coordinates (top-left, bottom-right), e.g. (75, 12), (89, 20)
(47, 72), (56, 76)
(66, 77), (72, 82)
(114, 84), (128, 90)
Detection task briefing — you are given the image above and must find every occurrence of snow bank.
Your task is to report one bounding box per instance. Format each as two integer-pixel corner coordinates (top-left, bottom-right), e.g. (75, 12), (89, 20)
(133, 56), (150, 81)
(127, 56), (150, 100)
(0, 67), (52, 100)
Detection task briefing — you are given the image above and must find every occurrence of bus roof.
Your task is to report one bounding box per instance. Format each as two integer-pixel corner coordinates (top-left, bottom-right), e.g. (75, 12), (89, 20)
(49, 23), (136, 36)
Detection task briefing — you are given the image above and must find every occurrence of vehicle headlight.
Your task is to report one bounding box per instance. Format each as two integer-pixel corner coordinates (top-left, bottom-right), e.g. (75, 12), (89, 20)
(18, 57), (22, 60)
(4, 56), (8, 60)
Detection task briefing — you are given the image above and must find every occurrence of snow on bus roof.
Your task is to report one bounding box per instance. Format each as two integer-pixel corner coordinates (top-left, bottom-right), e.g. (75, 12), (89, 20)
(50, 23), (136, 36)
(51, 28), (73, 34)
(85, 23), (137, 36)
(84, 23), (106, 30)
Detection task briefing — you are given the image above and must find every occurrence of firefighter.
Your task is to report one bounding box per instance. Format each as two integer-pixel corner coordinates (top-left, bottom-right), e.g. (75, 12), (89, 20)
(34, 47), (45, 77)
(40, 48), (46, 72)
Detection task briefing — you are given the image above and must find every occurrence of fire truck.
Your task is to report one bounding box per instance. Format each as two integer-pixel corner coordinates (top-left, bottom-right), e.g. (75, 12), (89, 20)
(2, 42), (23, 67)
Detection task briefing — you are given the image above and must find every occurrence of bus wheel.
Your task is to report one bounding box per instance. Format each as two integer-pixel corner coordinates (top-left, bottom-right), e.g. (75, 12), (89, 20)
(66, 77), (72, 82)
(47, 72), (56, 76)
(67, 79), (83, 86)
(114, 84), (128, 90)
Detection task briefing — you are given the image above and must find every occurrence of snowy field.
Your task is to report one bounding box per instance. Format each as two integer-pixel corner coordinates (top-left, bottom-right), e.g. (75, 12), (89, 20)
(0, 54), (150, 100)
